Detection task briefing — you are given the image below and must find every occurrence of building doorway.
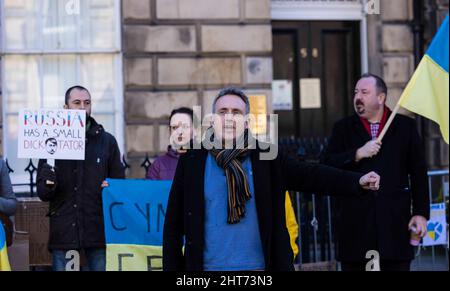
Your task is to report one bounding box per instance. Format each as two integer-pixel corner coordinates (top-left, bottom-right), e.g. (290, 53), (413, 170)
(272, 21), (361, 138)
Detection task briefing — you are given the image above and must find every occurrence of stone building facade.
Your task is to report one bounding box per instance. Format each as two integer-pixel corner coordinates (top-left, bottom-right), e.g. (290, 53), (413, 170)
(122, 0), (273, 177)
(0, 0), (448, 181)
(121, 0), (448, 177)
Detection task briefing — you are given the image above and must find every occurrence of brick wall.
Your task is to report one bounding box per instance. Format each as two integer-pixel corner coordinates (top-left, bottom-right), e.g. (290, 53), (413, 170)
(122, 0), (273, 178)
(0, 0), (445, 171)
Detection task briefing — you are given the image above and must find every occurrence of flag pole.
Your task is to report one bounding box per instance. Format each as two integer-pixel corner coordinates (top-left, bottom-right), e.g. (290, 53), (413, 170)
(377, 103), (401, 143)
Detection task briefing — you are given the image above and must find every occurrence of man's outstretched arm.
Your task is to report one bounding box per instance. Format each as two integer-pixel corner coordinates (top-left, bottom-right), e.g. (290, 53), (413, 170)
(280, 151), (380, 196)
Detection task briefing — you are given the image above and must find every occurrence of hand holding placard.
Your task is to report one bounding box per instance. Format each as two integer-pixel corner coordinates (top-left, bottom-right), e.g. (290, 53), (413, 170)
(46, 159), (55, 186)
(40, 162), (57, 188)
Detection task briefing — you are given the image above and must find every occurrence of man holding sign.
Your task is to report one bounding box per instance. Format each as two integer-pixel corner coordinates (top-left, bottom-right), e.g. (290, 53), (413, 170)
(322, 74), (429, 271)
(36, 86), (125, 271)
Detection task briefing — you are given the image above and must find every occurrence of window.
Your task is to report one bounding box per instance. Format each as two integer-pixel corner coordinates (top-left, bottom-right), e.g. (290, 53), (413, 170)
(1, 0), (124, 193)
(3, 0), (119, 51)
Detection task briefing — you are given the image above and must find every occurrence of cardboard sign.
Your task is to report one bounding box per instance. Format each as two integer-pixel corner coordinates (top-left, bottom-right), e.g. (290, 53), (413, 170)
(18, 109), (86, 160)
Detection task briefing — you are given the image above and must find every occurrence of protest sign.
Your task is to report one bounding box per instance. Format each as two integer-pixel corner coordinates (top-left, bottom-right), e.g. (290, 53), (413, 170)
(102, 179), (172, 271)
(18, 109), (86, 160)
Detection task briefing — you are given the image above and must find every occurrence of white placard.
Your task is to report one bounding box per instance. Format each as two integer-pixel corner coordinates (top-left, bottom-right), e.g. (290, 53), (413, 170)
(300, 78), (322, 109)
(423, 203), (447, 247)
(272, 80), (293, 110)
(18, 109), (86, 160)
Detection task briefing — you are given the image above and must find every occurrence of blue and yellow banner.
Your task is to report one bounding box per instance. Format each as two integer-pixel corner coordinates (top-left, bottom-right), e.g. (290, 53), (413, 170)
(102, 179), (172, 271)
(0, 223), (11, 271)
(398, 15), (449, 143)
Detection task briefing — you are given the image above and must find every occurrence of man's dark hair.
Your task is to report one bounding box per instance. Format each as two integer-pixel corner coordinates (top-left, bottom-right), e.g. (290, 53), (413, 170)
(213, 87), (250, 114)
(360, 73), (388, 97)
(65, 85), (91, 105)
(45, 137), (57, 145)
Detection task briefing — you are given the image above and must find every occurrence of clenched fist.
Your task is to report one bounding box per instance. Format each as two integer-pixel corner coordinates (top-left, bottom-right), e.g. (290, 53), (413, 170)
(356, 140), (382, 162)
(359, 171), (380, 191)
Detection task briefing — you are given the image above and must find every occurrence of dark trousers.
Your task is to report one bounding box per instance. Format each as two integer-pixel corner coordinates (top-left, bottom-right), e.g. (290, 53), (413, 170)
(341, 260), (411, 271)
(52, 248), (106, 271)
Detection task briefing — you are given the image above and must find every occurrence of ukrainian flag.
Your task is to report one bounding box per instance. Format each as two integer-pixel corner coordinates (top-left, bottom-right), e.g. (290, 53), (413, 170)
(398, 15), (449, 144)
(0, 223), (11, 271)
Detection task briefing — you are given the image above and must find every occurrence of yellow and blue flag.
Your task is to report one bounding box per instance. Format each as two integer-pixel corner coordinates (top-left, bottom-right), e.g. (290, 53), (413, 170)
(0, 223), (11, 271)
(398, 15), (449, 144)
(285, 192), (299, 259)
(102, 179), (172, 271)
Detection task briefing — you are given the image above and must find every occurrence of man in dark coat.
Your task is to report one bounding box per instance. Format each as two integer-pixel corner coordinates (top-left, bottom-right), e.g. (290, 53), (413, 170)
(322, 73), (429, 271)
(37, 86), (125, 271)
(0, 159), (17, 217)
(163, 87), (381, 271)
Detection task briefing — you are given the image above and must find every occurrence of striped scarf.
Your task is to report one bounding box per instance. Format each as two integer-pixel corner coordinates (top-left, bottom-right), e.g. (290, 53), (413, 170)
(210, 148), (251, 224)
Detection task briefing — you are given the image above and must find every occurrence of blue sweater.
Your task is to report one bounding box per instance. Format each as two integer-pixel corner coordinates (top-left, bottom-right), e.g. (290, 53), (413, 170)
(203, 153), (265, 271)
